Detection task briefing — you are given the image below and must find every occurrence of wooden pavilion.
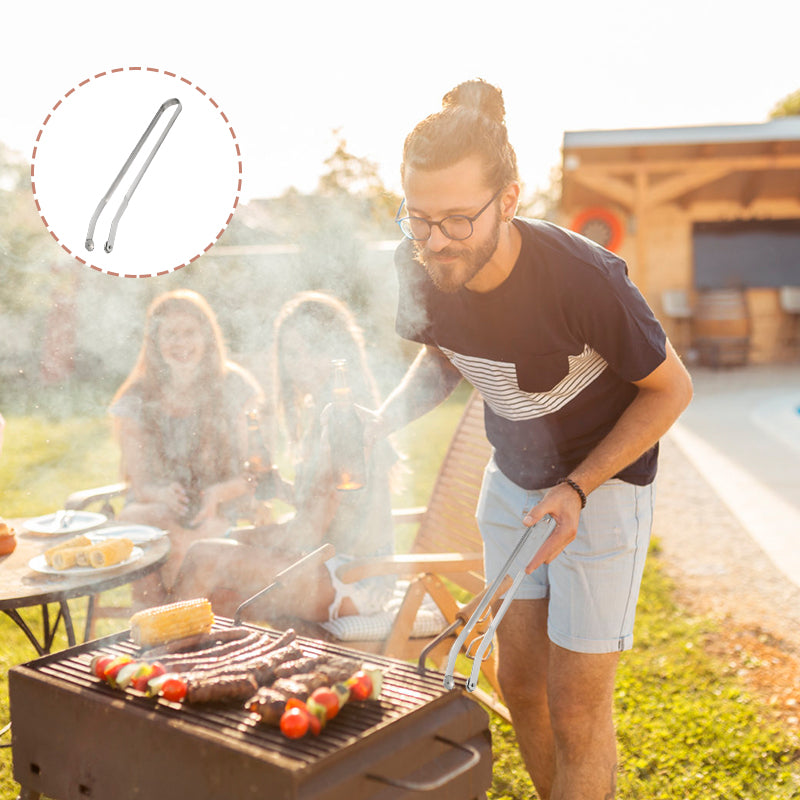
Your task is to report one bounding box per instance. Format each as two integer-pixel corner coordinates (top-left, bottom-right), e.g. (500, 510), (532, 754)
(559, 118), (800, 364)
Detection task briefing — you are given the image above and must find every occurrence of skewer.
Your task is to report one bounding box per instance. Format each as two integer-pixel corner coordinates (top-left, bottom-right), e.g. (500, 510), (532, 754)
(233, 543), (335, 625)
(85, 97), (182, 254)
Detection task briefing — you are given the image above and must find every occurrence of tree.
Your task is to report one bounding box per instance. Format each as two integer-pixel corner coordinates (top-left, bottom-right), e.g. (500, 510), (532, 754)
(769, 88), (800, 118)
(317, 129), (401, 235)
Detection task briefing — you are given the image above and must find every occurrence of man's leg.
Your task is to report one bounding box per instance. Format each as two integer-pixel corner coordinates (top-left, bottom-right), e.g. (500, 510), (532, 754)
(495, 600), (620, 800)
(494, 598), (554, 800)
(548, 644), (620, 800)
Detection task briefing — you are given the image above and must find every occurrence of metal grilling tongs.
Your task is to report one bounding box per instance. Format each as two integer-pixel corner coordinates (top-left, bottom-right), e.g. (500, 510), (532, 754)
(85, 97), (182, 254)
(441, 516), (556, 693)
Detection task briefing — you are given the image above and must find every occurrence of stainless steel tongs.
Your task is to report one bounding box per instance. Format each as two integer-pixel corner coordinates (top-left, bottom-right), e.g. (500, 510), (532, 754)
(85, 97), (182, 254)
(442, 515), (556, 692)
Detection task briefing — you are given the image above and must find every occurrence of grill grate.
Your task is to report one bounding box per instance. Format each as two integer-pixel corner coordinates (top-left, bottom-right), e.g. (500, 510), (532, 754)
(25, 619), (457, 767)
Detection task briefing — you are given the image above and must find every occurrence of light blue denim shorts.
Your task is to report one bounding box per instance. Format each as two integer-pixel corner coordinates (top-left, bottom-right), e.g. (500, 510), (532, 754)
(476, 457), (654, 654)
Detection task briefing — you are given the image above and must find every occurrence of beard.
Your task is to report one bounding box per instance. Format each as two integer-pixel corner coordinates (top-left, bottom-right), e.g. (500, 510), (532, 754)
(413, 216), (501, 294)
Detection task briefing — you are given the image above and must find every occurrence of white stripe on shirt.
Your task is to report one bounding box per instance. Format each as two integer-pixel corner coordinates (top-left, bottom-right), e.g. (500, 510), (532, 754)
(440, 345), (608, 421)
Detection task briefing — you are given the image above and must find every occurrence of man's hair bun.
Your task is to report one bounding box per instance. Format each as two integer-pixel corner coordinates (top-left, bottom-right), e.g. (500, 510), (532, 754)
(442, 79), (505, 125)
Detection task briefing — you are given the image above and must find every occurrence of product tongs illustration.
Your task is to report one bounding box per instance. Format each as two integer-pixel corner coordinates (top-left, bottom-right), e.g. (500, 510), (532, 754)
(424, 516), (556, 694)
(85, 97), (182, 254)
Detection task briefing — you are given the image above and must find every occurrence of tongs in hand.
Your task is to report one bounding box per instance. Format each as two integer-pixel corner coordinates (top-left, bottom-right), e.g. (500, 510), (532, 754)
(233, 543), (335, 625)
(85, 97), (182, 254)
(442, 516), (556, 692)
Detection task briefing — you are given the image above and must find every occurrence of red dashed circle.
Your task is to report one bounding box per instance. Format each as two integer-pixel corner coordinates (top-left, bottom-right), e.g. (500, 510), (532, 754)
(31, 66), (243, 277)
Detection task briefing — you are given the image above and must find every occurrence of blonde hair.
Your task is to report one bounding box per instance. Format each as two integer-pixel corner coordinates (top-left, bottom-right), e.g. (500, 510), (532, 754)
(113, 289), (261, 489)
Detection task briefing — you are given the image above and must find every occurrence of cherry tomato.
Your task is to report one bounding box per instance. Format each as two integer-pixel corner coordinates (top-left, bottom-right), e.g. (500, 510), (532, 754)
(280, 707), (309, 739)
(310, 687), (340, 720)
(346, 670), (372, 702)
(160, 677), (187, 702)
(91, 655), (114, 679)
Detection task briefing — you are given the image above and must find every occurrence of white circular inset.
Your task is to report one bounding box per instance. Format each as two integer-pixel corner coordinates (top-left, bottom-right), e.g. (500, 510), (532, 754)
(31, 67), (243, 277)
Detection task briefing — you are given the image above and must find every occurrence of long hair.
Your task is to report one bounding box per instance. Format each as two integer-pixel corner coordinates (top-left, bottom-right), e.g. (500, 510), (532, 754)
(113, 289), (259, 491)
(270, 291), (380, 451)
(113, 289), (227, 402)
(401, 78), (519, 191)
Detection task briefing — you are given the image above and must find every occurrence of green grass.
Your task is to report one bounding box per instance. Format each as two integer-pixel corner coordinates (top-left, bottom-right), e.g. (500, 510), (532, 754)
(1, 387), (799, 799)
(487, 546), (800, 799)
(1, 415), (119, 518)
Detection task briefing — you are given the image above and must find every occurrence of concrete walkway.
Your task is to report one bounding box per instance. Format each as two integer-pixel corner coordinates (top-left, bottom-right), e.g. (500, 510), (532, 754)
(668, 363), (800, 589)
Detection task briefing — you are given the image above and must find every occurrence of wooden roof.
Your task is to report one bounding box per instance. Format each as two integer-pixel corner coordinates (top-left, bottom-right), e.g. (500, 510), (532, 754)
(561, 118), (800, 211)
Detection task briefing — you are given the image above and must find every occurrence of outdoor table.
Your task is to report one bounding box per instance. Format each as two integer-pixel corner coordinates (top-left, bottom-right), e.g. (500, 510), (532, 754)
(0, 520), (170, 655)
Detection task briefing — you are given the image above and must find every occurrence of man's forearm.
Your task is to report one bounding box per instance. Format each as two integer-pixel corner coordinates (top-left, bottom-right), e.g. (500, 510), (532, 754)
(570, 343), (693, 495)
(377, 346), (462, 436)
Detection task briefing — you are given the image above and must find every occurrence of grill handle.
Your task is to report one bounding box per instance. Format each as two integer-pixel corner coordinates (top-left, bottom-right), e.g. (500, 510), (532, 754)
(365, 735), (480, 792)
(233, 543), (335, 624)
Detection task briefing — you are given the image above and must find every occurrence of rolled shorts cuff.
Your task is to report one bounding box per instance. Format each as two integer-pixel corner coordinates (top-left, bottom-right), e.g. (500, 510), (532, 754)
(548, 625), (635, 654)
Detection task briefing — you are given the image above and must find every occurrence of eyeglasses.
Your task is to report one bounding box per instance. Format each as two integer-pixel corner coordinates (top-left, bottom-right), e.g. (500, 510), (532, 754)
(395, 188), (502, 241)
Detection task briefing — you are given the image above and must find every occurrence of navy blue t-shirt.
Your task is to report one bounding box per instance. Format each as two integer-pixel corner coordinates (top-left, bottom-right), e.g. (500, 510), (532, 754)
(395, 218), (667, 489)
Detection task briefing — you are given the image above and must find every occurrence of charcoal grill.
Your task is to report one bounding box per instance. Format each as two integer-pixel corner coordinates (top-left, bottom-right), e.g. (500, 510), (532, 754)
(9, 619), (492, 800)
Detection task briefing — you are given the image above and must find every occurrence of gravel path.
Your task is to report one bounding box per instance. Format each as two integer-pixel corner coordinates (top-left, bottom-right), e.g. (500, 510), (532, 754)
(654, 431), (800, 656)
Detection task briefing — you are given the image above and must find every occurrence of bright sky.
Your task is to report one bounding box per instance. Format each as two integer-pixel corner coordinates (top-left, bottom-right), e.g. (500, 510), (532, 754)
(3, 0), (799, 205)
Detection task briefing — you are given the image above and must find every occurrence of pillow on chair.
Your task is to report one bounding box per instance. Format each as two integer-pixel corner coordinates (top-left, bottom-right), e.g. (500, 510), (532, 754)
(320, 581), (448, 642)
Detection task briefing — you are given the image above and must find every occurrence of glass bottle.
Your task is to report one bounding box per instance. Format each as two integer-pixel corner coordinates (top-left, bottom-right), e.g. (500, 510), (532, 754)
(243, 408), (277, 500)
(328, 359), (366, 491)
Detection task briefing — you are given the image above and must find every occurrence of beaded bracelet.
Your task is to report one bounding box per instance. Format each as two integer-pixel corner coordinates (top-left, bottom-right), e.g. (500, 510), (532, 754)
(558, 477), (587, 509)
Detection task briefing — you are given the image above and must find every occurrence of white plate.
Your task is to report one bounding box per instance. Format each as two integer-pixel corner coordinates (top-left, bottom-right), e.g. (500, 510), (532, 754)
(87, 524), (167, 545)
(28, 546), (144, 575)
(24, 511), (108, 536)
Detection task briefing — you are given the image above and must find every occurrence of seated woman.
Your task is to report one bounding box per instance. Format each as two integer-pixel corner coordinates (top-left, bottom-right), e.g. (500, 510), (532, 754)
(111, 289), (263, 607)
(172, 291), (396, 623)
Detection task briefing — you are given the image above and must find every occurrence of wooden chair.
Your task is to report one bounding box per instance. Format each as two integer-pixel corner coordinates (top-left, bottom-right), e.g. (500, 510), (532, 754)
(316, 389), (509, 720)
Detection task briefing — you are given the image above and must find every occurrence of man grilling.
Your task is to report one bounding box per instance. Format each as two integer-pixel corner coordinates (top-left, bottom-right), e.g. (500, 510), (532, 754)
(370, 78), (693, 799)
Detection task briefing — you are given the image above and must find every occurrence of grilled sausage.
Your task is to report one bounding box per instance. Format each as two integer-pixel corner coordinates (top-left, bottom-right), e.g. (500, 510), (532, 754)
(141, 627), (258, 661)
(270, 672), (331, 698)
(185, 673), (259, 704)
(271, 654), (324, 679)
(312, 657), (361, 684)
(158, 628), (297, 673)
(182, 643), (303, 687)
(270, 653), (359, 682)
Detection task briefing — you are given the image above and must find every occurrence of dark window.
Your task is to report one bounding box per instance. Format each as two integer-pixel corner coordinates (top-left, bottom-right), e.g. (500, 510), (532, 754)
(693, 220), (800, 289)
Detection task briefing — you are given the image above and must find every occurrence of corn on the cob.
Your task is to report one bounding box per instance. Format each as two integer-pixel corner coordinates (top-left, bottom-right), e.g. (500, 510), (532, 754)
(44, 535), (92, 567)
(52, 547), (91, 570)
(129, 598), (214, 647)
(87, 538), (133, 568)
